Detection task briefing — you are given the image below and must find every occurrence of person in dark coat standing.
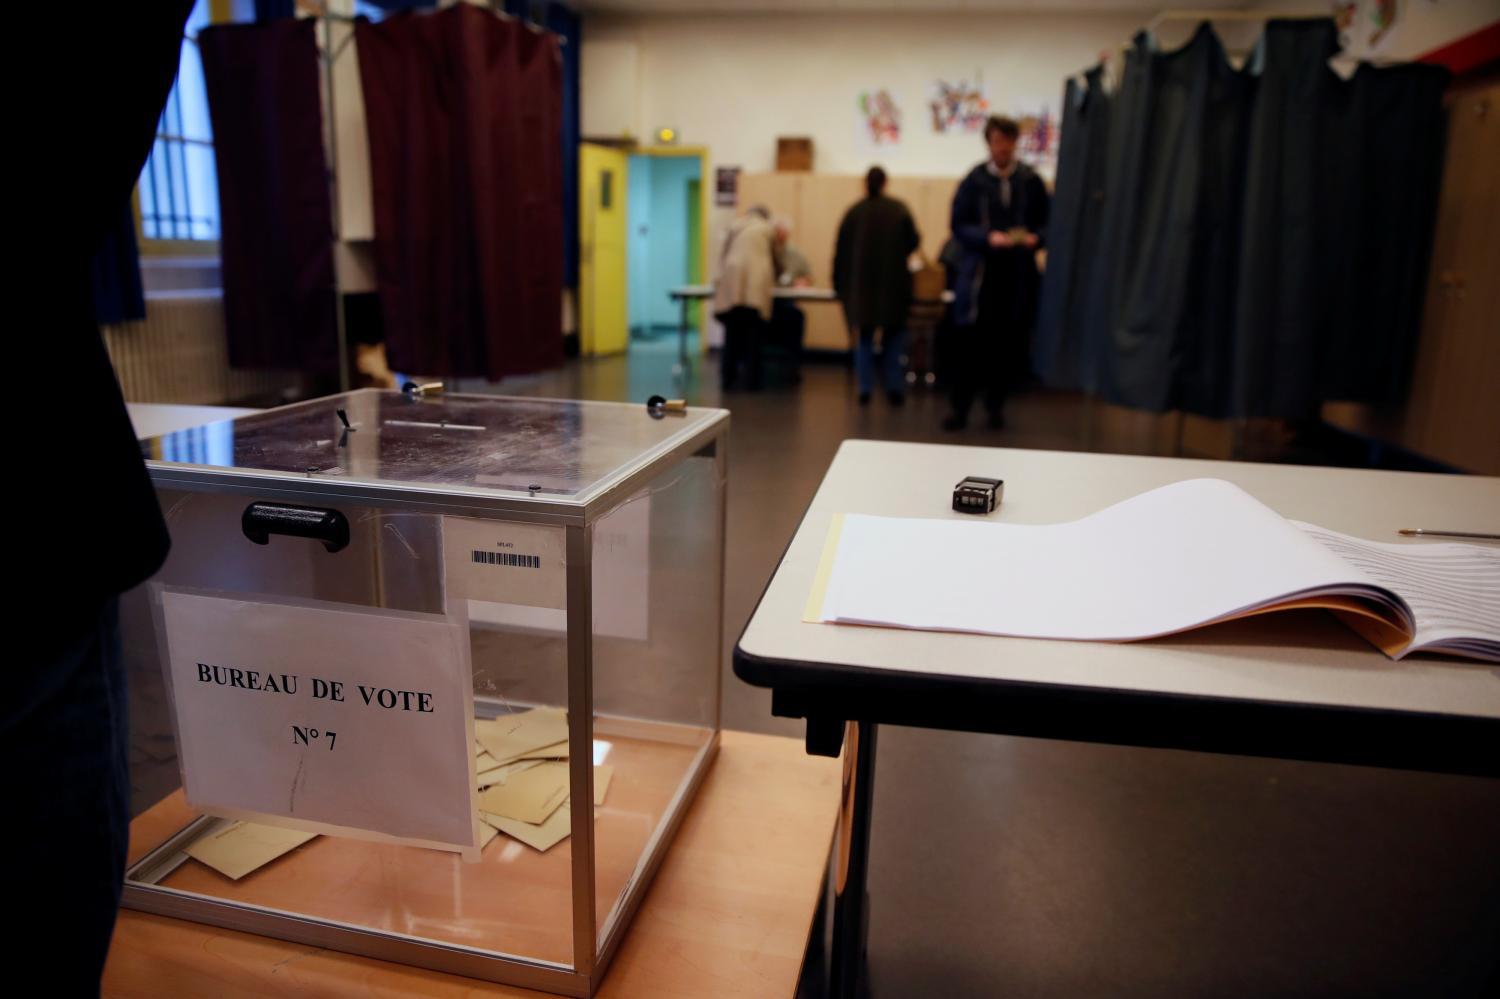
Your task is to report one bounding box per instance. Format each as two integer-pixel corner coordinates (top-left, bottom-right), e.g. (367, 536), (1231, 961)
(944, 116), (1050, 430)
(834, 167), (920, 405)
(10, 4), (191, 993)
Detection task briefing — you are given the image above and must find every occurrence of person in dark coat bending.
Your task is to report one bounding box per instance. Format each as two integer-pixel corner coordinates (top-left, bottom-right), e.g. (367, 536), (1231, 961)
(944, 116), (1050, 430)
(834, 167), (920, 406)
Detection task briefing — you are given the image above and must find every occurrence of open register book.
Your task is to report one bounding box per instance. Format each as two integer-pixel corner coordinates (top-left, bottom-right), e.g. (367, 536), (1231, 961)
(805, 479), (1500, 662)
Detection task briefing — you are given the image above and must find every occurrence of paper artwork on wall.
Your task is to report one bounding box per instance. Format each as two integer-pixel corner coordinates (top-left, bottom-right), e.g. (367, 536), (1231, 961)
(1368, 0), (1399, 49)
(929, 76), (989, 134)
(1012, 105), (1058, 180)
(856, 88), (902, 147)
(1332, 0), (1358, 37)
(715, 166), (740, 207)
(1330, 0), (1403, 56)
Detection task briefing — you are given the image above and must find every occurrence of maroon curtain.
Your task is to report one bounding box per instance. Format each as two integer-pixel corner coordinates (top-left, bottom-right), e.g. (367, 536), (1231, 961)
(356, 5), (564, 380)
(199, 19), (337, 372)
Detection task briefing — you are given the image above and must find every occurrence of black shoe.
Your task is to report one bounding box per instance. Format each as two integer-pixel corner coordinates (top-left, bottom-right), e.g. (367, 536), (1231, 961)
(858, 392), (872, 406)
(941, 414), (967, 432)
(887, 392), (906, 408)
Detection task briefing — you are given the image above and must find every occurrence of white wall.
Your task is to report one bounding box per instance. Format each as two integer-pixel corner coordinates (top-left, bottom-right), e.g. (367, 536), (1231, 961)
(581, 10), (1144, 180)
(583, 37), (642, 142)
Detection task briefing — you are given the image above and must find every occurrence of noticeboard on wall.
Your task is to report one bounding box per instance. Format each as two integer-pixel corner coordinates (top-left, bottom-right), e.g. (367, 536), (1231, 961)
(715, 166), (740, 207)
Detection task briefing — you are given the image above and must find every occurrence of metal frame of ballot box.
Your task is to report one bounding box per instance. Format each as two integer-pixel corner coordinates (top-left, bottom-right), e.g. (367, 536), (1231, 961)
(122, 390), (731, 998)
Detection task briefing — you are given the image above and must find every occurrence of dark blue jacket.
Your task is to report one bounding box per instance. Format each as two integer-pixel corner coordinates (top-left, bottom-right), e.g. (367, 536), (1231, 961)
(949, 159), (1050, 326)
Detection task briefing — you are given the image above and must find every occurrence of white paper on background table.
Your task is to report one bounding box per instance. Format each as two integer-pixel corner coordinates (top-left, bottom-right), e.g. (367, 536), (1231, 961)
(158, 588), (479, 850)
(810, 478), (1499, 661)
(442, 516), (566, 609)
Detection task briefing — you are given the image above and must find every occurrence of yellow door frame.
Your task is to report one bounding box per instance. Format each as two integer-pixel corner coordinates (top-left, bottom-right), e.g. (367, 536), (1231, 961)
(579, 143), (631, 356)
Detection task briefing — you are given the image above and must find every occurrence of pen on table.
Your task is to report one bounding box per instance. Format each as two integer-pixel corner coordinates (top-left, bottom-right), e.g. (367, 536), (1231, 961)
(1397, 528), (1500, 541)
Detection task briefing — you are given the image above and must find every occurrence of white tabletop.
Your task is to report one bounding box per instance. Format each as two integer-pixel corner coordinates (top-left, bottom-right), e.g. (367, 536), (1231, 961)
(738, 441), (1500, 721)
(128, 402), (260, 441)
(668, 284), (839, 302)
(668, 285), (951, 304)
(772, 285), (838, 301)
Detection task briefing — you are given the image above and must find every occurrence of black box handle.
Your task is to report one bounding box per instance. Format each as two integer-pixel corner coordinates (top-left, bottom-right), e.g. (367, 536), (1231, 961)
(241, 502), (350, 553)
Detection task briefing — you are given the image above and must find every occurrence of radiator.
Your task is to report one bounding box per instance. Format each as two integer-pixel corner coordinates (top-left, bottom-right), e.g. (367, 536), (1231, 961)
(102, 291), (299, 405)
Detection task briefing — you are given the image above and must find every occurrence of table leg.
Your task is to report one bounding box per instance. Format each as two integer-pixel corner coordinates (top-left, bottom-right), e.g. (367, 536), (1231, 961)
(678, 295), (691, 373)
(831, 720), (877, 999)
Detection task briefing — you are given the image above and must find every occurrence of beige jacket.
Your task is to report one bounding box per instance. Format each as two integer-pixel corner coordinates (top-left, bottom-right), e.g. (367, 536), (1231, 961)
(714, 215), (777, 321)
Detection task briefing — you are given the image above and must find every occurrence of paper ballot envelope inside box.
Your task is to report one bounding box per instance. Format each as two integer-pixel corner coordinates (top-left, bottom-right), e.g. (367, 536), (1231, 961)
(808, 479), (1500, 662)
(156, 587), (480, 853)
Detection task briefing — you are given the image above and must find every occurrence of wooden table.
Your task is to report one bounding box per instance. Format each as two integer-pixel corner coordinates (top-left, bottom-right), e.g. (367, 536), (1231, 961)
(666, 285), (842, 375)
(104, 731), (840, 999)
(666, 286), (953, 383)
(734, 440), (1500, 997)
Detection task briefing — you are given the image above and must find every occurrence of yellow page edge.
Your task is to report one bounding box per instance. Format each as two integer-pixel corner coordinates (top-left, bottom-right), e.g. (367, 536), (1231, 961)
(802, 513), (846, 623)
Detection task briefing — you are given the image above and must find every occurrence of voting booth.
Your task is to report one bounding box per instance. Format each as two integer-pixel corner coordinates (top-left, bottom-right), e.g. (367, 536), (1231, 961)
(122, 390), (729, 994)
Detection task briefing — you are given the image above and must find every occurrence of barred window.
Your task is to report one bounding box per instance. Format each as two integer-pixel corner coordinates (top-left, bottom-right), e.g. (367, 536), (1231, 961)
(138, 0), (218, 241)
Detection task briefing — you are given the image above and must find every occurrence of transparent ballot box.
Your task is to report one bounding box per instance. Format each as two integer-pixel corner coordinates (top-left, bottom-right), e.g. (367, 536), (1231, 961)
(122, 390), (728, 994)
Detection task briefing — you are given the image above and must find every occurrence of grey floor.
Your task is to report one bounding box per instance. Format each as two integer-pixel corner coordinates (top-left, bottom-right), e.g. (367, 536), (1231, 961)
(482, 344), (1500, 998)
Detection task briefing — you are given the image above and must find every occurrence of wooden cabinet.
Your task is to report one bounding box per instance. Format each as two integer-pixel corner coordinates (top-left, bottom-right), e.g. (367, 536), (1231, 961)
(1326, 79), (1500, 474)
(1404, 79), (1500, 474)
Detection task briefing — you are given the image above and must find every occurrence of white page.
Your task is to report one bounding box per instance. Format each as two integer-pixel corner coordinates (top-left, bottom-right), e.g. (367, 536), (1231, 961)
(819, 479), (1376, 641)
(1296, 523), (1500, 661)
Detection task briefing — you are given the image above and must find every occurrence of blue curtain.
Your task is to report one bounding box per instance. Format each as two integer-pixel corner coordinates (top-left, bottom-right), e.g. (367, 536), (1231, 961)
(252, 0), (293, 20)
(361, 0), (432, 12)
(1036, 20), (1448, 420)
(1032, 66), (1110, 394)
(504, 1), (579, 288)
(542, 3), (580, 288)
(91, 204), (146, 324)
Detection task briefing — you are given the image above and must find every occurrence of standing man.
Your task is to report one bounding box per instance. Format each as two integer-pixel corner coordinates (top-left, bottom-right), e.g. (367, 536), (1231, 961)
(834, 167), (920, 406)
(11, 3), (193, 993)
(714, 205), (778, 391)
(944, 116), (1050, 430)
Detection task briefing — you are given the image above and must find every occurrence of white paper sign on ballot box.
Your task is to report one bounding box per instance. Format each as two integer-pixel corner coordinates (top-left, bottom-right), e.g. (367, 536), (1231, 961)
(443, 494), (650, 640)
(157, 588), (479, 856)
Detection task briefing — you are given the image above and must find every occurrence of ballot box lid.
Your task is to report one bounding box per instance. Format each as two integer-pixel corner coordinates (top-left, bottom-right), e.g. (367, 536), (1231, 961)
(139, 389), (727, 519)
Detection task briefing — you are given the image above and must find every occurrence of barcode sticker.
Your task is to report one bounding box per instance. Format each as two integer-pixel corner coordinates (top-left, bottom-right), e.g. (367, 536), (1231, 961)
(471, 551), (541, 569)
(443, 517), (565, 609)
